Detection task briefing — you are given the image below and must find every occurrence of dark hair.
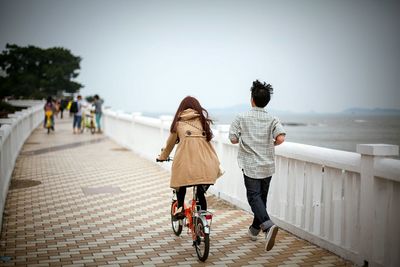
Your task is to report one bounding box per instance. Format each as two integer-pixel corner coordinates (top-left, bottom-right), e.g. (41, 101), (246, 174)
(94, 94), (99, 100)
(170, 96), (213, 142)
(46, 96), (53, 103)
(251, 80), (273, 108)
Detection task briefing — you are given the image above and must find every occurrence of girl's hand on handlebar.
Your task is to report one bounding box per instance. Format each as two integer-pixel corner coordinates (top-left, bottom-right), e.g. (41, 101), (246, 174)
(156, 156), (172, 162)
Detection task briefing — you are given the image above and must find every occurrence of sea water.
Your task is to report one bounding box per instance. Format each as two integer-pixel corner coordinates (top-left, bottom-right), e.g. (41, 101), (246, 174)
(213, 113), (400, 156)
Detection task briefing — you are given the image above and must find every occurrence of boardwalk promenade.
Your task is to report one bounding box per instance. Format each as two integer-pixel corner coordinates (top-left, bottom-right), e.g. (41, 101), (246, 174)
(0, 117), (352, 266)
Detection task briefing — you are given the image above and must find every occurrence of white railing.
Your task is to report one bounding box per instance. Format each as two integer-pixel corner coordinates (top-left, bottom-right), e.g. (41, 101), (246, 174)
(0, 100), (44, 232)
(103, 109), (400, 267)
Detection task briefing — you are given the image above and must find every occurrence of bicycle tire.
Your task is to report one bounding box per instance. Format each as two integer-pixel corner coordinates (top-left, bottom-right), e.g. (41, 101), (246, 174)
(90, 121), (95, 134)
(80, 119), (85, 133)
(194, 217), (209, 262)
(170, 201), (183, 236)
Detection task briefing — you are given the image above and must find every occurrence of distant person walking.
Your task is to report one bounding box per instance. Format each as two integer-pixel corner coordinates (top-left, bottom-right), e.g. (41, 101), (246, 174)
(67, 98), (73, 117)
(59, 98), (68, 119)
(54, 100), (60, 118)
(93, 94), (104, 133)
(43, 96), (56, 131)
(71, 95), (83, 134)
(229, 80), (286, 252)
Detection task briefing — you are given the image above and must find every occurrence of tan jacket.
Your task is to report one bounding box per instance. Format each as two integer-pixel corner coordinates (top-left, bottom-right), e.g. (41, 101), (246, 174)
(159, 108), (221, 188)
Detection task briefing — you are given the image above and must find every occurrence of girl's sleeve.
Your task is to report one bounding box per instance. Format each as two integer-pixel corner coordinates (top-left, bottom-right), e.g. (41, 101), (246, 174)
(159, 132), (178, 160)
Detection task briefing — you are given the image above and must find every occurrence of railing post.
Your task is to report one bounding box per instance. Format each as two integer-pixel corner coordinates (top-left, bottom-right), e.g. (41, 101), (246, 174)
(130, 112), (141, 149)
(357, 144), (399, 266)
(159, 115), (173, 141)
(215, 125), (229, 156)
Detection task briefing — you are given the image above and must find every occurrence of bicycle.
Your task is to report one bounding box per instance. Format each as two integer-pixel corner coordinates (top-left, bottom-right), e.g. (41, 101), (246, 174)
(156, 157), (213, 262)
(81, 109), (96, 134)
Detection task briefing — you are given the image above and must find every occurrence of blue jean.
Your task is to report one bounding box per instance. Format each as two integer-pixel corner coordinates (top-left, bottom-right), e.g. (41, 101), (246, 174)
(95, 113), (102, 130)
(244, 174), (274, 232)
(73, 115), (82, 129)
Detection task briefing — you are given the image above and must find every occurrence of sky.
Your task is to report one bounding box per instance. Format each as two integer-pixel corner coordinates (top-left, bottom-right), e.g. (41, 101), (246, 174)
(0, 0), (399, 114)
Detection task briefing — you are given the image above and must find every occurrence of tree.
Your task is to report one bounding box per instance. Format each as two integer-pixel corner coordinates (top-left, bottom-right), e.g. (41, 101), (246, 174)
(85, 95), (95, 103)
(0, 43), (83, 99)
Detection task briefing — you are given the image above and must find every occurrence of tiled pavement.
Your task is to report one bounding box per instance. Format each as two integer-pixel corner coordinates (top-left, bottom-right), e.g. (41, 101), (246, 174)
(0, 117), (354, 266)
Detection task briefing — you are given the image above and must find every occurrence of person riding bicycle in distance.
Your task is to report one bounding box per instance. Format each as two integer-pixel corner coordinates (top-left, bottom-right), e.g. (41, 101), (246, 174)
(44, 96), (56, 131)
(157, 96), (223, 219)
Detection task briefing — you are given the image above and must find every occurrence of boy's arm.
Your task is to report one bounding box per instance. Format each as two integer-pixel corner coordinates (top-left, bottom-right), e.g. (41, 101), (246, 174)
(158, 132), (178, 160)
(272, 117), (286, 146)
(229, 116), (241, 144)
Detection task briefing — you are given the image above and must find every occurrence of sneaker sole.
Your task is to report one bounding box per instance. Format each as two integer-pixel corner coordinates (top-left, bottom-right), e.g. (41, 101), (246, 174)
(265, 226), (278, 251)
(248, 231), (257, 241)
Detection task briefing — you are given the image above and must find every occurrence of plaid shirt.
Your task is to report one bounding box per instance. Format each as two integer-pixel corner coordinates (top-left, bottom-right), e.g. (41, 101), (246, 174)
(229, 107), (286, 179)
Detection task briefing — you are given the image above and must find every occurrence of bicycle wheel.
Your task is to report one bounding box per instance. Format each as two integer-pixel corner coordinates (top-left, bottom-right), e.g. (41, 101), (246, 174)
(80, 118), (85, 133)
(170, 201), (183, 236)
(90, 120), (96, 134)
(194, 217), (209, 262)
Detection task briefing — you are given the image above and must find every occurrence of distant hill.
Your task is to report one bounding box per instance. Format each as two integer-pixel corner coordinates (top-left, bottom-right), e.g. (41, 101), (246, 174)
(209, 104), (247, 114)
(342, 108), (400, 115)
(209, 104), (294, 115)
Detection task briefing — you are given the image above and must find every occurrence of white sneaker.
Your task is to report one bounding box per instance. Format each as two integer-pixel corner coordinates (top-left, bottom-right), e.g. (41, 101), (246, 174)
(247, 226), (260, 241)
(265, 225), (278, 251)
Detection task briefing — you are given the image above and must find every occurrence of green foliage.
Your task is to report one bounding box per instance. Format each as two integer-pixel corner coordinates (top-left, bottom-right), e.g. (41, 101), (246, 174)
(0, 101), (26, 118)
(85, 95), (95, 103)
(0, 43), (83, 99)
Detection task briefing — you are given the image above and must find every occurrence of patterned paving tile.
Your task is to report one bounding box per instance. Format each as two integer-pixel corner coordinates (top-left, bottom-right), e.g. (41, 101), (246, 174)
(0, 117), (355, 266)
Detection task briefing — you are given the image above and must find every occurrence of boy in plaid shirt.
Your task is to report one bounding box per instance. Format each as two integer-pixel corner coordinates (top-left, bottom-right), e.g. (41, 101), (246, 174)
(229, 80), (286, 251)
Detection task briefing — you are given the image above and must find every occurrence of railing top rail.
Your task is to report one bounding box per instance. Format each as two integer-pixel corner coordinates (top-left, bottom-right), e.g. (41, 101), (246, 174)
(6, 100), (44, 107)
(134, 116), (163, 128)
(275, 142), (361, 173)
(213, 138), (362, 173)
(104, 110), (172, 130)
(104, 112), (400, 180)
(0, 124), (12, 146)
(374, 157), (400, 182)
